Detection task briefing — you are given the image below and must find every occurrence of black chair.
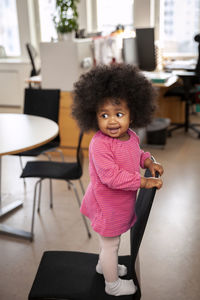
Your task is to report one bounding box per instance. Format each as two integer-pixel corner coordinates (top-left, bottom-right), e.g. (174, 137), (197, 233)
(164, 75), (200, 138)
(194, 33), (200, 76)
(26, 43), (41, 77)
(20, 131), (91, 241)
(15, 88), (64, 179)
(28, 165), (158, 299)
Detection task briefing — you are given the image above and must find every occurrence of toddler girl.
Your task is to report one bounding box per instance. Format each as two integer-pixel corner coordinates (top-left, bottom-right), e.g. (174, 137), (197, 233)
(72, 64), (163, 296)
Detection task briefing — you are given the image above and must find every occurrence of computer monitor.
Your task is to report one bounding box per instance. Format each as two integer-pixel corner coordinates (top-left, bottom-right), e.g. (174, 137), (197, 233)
(135, 27), (156, 71)
(122, 37), (139, 66)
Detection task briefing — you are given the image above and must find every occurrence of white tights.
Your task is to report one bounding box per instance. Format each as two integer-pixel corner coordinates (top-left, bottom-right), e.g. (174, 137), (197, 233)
(97, 234), (136, 296)
(98, 235), (120, 282)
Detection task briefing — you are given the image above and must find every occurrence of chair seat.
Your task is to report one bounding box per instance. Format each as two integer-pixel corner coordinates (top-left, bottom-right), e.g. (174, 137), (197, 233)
(28, 251), (141, 300)
(21, 161), (82, 180)
(16, 140), (60, 157)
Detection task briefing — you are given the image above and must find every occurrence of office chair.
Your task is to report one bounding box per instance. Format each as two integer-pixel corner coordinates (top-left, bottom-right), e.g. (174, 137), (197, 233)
(28, 164), (158, 299)
(20, 131), (91, 241)
(164, 79), (200, 138)
(194, 33), (200, 76)
(26, 43), (41, 77)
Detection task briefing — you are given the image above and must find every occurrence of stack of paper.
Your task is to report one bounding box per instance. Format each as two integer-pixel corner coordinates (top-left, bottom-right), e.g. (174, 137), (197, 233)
(143, 71), (171, 83)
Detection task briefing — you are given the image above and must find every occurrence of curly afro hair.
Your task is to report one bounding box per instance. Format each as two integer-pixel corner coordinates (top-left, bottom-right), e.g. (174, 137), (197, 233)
(72, 64), (157, 132)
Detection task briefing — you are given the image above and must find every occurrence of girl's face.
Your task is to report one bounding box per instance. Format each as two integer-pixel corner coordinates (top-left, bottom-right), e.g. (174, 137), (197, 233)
(96, 98), (131, 141)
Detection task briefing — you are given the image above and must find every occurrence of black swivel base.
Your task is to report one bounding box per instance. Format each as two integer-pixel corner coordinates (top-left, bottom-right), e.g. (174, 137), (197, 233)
(168, 122), (200, 138)
(167, 85), (200, 138)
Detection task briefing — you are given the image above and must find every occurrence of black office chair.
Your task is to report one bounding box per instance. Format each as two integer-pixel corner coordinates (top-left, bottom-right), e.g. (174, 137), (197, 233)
(15, 88), (64, 178)
(27, 164), (158, 299)
(194, 33), (200, 76)
(164, 79), (200, 138)
(26, 43), (41, 77)
(20, 131), (91, 241)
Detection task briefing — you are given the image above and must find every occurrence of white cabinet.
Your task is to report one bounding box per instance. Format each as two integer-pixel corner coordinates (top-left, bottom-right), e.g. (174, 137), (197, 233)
(0, 60), (30, 107)
(40, 39), (93, 91)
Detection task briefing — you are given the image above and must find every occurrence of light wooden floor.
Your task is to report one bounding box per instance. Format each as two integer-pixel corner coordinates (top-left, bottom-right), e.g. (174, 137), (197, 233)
(0, 116), (200, 299)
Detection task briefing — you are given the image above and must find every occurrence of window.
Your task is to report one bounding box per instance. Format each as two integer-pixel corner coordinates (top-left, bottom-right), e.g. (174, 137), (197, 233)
(0, 0), (20, 57)
(160, 0), (200, 56)
(97, 0), (134, 35)
(38, 0), (57, 42)
(38, 0), (134, 41)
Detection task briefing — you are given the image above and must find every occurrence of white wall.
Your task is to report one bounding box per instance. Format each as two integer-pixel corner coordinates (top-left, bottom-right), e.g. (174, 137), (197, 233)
(134, 0), (160, 39)
(134, 0), (152, 28)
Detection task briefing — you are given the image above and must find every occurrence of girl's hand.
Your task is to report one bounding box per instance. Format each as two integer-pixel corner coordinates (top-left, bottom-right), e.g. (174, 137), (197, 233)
(144, 158), (164, 177)
(148, 162), (164, 177)
(140, 177), (163, 190)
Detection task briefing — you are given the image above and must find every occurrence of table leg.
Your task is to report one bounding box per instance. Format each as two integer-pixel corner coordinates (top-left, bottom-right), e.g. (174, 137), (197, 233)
(0, 200), (23, 218)
(0, 156), (32, 240)
(0, 224), (33, 241)
(0, 157), (23, 218)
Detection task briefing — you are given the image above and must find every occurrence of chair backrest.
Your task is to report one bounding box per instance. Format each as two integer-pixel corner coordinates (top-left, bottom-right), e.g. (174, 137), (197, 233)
(24, 88), (60, 143)
(26, 43), (40, 77)
(194, 33), (200, 75)
(76, 131), (84, 173)
(130, 165), (158, 277)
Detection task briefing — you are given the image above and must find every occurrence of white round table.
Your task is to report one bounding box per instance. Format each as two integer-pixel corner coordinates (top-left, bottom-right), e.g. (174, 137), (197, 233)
(0, 113), (59, 240)
(0, 113), (58, 155)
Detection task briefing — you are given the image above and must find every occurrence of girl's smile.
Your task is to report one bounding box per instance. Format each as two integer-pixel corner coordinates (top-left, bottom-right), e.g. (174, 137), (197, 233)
(96, 99), (131, 141)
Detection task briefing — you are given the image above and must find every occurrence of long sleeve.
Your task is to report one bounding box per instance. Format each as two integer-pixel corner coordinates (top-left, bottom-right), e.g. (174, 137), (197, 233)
(140, 149), (151, 168)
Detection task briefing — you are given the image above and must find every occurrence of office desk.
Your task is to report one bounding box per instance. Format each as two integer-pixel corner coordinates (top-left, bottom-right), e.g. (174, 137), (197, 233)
(27, 73), (178, 88)
(164, 59), (196, 72)
(0, 113), (59, 240)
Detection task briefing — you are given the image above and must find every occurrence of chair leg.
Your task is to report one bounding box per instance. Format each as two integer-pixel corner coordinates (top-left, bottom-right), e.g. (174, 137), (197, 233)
(56, 149), (65, 162)
(43, 151), (67, 194)
(49, 179), (53, 208)
(43, 148), (65, 162)
(43, 153), (54, 207)
(37, 179), (53, 211)
(68, 181), (91, 238)
(37, 180), (42, 213)
(19, 156), (26, 187)
(44, 153), (52, 161)
(79, 179), (85, 196)
(31, 179), (42, 241)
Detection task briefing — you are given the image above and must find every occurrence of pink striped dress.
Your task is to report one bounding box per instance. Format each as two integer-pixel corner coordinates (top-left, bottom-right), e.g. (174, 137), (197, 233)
(80, 129), (151, 237)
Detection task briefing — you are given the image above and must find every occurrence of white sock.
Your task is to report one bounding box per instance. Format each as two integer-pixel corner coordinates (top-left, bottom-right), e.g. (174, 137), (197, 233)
(96, 262), (127, 277)
(105, 278), (137, 296)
